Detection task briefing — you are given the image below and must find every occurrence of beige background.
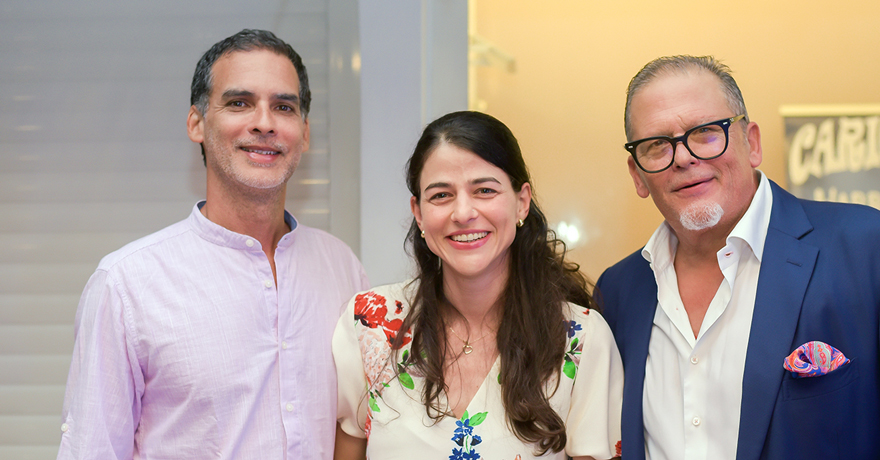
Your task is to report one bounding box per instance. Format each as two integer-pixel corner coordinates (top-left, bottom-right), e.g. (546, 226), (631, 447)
(472, 0), (880, 280)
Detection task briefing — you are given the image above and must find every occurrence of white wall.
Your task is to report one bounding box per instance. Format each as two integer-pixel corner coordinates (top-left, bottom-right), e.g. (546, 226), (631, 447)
(358, 0), (468, 285)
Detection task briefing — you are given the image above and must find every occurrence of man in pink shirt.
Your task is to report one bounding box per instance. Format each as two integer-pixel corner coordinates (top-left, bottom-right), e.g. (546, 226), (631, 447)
(57, 29), (369, 459)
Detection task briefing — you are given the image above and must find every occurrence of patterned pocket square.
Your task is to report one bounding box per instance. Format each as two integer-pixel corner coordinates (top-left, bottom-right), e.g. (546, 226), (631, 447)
(783, 341), (850, 378)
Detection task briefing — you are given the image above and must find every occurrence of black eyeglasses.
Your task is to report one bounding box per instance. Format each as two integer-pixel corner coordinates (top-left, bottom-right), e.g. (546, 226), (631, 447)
(624, 115), (746, 173)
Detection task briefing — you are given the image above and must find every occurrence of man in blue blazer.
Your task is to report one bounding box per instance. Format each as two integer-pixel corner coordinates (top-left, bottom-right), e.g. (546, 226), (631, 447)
(596, 55), (880, 459)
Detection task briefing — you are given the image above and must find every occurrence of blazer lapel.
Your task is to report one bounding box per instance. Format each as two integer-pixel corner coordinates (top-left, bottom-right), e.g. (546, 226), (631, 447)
(621, 259), (656, 460)
(736, 182), (818, 460)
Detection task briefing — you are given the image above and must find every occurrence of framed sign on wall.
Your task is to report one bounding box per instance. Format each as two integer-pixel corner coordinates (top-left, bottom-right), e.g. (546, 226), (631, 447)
(781, 104), (880, 211)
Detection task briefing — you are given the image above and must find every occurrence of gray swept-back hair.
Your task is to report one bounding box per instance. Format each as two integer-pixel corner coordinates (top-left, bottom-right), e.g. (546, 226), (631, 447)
(624, 55), (748, 141)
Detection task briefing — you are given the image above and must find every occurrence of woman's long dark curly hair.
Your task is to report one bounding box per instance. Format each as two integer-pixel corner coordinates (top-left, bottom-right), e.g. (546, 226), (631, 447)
(398, 111), (596, 455)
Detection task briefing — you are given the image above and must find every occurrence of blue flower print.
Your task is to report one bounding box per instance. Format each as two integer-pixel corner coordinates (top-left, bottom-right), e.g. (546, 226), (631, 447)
(563, 320), (584, 380)
(450, 447), (481, 460)
(453, 418), (474, 440)
(449, 411), (486, 459)
(567, 320), (582, 338)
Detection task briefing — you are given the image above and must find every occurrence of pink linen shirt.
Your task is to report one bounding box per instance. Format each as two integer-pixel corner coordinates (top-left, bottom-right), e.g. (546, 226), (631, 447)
(57, 202), (370, 460)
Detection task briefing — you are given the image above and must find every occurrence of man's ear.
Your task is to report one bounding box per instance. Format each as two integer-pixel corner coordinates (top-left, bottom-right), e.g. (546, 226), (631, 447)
(746, 121), (763, 168)
(301, 118), (311, 152)
(187, 106), (205, 144)
(627, 156), (651, 198)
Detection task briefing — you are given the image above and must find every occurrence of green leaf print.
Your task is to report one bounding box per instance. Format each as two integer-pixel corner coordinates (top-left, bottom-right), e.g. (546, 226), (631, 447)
(368, 393), (380, 412)
(398, 372), (415, 389)
(460, 410), (469, 421)
(563, 360), (577, 380)
(469, 411), (488, 426)
(569, 337), (580, 352)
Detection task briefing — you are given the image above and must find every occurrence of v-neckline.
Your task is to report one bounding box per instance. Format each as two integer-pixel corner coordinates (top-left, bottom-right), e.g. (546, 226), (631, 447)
(450, 355), (501, 420)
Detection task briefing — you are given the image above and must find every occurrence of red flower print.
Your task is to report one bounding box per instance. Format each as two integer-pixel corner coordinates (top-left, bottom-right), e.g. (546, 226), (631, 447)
(354, 292), (412, 349)
(384, 317), (412, 349)
(616, 440), (622, 457)
(354, 292), (388, 329)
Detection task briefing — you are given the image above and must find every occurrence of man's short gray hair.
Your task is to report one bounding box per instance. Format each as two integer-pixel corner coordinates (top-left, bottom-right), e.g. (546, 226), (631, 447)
(624, 55), (749, 141)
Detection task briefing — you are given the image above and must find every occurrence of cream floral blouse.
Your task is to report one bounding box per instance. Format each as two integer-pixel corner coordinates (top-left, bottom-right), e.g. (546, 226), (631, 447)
(333, 281), (623, 460)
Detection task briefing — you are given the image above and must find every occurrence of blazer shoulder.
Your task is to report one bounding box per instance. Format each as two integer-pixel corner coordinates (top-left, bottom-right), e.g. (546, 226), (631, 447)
(795, 199), (880, 245)
(800, 199), (880, 227)
(598, 248), (651, 289)
(596, 249), (653, 324)
(769, 181), (880, 241)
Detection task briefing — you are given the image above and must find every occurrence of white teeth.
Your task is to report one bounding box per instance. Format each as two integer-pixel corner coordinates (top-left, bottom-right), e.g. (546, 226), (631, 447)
(242, 147), (279, 155)
(451, 232), (488, 243)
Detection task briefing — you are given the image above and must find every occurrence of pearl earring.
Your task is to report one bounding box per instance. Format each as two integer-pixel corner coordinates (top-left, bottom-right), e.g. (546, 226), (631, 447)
(420, 230), (425, 238)
(517, 219), (524, 228)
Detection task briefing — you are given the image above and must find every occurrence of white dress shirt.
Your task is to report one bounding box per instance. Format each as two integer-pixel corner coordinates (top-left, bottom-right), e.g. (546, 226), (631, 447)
(641, 172), (772, 460)
(58, 202), (370, 460)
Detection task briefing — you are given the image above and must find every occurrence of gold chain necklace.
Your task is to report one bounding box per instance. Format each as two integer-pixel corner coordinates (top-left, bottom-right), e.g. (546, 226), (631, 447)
(448, 326), (493, 355)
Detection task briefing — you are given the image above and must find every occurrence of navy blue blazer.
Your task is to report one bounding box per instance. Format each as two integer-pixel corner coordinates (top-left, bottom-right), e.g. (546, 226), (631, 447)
(596, 181), (880, 459)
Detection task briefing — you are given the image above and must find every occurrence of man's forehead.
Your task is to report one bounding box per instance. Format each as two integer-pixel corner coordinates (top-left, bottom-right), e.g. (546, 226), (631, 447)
(628, 70), (732, 138)
(632, 71), (726, 113)
(213, 49), (297, 76)
(208, 49), (300, 93)
(641, 68), (722, 96)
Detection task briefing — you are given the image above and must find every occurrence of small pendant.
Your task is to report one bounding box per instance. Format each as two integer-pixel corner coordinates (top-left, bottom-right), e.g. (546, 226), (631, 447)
(462, 344), (474, 355)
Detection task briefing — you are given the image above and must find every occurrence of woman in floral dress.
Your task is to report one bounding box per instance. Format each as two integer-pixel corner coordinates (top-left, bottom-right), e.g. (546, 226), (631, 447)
(333, 111), (622, 460)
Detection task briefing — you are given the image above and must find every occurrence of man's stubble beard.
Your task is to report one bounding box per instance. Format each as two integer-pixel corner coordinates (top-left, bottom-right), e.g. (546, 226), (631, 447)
(205, 132), (299, 191)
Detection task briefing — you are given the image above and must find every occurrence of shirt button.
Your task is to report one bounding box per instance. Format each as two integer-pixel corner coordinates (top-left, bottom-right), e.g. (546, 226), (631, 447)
(286, 403), (294, 412)
(281, 341), (288, 350)
(692, 417), (701, 426)
(724, 252), (733, 258)
(61, 423), (69, 433)
(690, 356), (699, 364)
(245, 239), (255, 247)
(264, 280), (273, 288)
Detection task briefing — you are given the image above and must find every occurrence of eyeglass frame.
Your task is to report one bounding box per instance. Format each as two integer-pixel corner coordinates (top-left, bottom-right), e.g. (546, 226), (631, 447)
(624, 114), (747, 173)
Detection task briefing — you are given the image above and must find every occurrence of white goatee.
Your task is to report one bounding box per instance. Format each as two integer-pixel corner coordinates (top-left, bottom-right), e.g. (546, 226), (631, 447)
(679, 202), (724, 231)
